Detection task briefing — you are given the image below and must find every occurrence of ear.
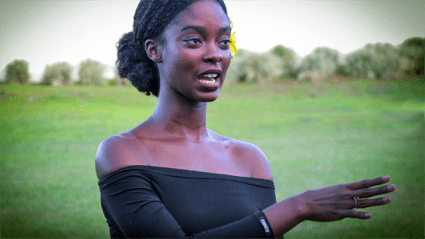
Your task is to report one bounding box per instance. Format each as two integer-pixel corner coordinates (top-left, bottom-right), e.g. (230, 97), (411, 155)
(145, 39), (162, 63)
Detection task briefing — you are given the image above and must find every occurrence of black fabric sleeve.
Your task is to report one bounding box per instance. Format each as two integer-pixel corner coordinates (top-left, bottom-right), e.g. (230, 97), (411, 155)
(99, 172), (275, 238)
(193, 213), (273, 238)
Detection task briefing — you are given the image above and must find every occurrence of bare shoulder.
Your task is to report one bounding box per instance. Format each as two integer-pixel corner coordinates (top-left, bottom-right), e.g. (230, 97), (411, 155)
(233, 139), (274, 181)
(210, 131), (273, 181)
(95, 132), (148, 180)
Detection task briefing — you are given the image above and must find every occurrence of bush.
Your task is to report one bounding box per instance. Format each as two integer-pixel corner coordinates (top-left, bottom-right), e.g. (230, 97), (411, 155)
(5, 60), (30, 84)
(107, 79), (116, 86)
(345, 43), (401, 79)
(399, 37), (425, 76)
(116, 77), (131, 86)
(299, 47), (340, 79)
(77, 59), (105, 85)
(41, 62), (72, 86)
(227, 49), (283, 84)
(271, 45), (298, 79)
(111, 67), (131, 86)
(335, 64), (349, 76)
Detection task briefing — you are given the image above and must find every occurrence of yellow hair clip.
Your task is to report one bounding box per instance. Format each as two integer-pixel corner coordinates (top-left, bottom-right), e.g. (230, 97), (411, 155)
(230, 20), (237, 58)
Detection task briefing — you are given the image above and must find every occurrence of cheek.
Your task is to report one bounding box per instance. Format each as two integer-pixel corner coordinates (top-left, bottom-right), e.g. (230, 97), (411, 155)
(164, 50), (191, 74)
(175, 50), (201, 73)
(222, 54), (232, 72)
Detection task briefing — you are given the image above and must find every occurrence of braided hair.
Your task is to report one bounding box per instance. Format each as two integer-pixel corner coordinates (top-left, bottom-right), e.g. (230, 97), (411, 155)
(117, 0), (228, 96)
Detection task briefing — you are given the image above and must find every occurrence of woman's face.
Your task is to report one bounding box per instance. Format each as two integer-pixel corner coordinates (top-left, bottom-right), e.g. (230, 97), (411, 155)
(157, 0), (232, 102)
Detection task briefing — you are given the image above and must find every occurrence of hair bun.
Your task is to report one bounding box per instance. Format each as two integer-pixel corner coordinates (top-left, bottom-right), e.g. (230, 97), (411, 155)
(116, 31), (159, 96)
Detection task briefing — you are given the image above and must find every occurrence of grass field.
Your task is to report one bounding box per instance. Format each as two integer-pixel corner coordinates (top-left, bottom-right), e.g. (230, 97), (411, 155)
(1, 78), (424, 238)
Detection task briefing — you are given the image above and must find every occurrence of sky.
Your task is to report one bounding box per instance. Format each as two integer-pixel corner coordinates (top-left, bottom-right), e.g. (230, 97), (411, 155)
(0, 0), (424, 82)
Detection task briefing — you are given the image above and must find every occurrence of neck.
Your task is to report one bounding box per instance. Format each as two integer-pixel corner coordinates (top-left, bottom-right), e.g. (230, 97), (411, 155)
(148, 87), (210, 142)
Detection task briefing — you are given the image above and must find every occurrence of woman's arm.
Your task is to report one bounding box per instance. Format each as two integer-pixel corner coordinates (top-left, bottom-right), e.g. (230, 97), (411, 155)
(99, 169), (278, 238)
(243, 143), (395, 238)
(263, 176), (395, 237)
(263, 195), (305, 237)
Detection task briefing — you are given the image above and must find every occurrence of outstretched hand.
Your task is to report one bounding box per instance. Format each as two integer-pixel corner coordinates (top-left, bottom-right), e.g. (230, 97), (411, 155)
(298, 176), (395, 221)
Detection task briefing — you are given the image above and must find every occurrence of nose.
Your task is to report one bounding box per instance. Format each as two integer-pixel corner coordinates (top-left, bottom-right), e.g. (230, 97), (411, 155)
(202, 43), (223, 64)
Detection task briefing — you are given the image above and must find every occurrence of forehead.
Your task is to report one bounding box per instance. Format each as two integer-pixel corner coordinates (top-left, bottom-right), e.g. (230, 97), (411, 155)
(171, 0), (229, 30)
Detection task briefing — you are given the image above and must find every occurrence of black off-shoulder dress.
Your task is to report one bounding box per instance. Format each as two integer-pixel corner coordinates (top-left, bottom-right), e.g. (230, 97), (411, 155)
(98, 165), (283, 238)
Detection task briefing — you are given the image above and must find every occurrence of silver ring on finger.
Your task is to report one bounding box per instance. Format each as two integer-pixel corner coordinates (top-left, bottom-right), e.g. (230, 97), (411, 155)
(353, 196), (360, 208)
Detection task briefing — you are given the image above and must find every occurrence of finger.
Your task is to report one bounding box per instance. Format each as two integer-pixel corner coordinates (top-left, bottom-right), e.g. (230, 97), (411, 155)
(340, 210), (372, 220)
(354, 184), (395, 198)
(356, 196), (392, 209)
(346, 176), (391, 190)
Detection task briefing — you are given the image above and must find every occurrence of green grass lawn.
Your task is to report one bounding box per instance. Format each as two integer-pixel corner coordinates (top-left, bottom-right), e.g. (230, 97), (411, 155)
(1, 78), (424, 238)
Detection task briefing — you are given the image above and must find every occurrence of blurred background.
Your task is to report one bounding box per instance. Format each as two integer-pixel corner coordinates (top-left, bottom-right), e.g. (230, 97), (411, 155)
(1, 0), (424, 238)
(1, 0), (424, 85)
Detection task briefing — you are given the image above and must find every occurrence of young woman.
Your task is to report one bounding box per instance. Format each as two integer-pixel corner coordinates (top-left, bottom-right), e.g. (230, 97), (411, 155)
(96, 0), (395, 237)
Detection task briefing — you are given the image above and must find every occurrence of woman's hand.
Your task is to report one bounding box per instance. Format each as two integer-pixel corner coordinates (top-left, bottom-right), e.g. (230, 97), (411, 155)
(263, 176), (395, 237)
(298, 176), (395, 221)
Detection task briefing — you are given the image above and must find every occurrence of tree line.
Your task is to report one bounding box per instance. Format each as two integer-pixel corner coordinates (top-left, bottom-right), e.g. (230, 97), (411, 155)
(2, 37), (423, 86)
(3, 59), (130, 86)
(227, 36), (424, 84)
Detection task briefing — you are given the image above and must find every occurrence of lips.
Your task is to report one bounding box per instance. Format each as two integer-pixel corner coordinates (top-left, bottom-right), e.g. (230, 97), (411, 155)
(198, 70), (221, 85)
(199, 73), (218, 84)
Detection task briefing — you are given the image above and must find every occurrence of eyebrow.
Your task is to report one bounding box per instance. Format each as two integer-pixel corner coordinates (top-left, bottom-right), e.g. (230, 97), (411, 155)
(180, 25), (231, 34)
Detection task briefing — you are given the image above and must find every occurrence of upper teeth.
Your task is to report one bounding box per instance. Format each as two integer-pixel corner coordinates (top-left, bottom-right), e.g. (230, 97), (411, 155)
(203, 74), (218, 78)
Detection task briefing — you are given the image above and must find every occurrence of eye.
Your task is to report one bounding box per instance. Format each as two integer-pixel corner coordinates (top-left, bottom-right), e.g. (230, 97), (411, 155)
(221, 40), (231, 46)
(185, 38), (202, 44)
(219, 39), (231, 48)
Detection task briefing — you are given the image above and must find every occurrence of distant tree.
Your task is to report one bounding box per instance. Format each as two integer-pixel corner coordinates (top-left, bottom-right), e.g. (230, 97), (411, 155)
(77, 59), (105, 85)
(41, 62), (72, 85)
(0, 67), (6, 81)
(227, 49), (282, 84)
(368, 43), (400, 79)
(335, 64), (349, 76)
(5, 60), (30, 83)
(271, 45), (298, 79)
(226, 49), (249, 83)
(299, 47), (340, 78)
(345, 49), (373, 78)
(113, 67), (131, 86)
(345, 43), (400, 79)
(399, 37), (425, 75)
(106, 67), (131, 87)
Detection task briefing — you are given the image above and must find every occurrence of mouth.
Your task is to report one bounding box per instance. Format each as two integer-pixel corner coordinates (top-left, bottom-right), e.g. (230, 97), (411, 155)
(199, 73), (219, 84)
(198, 70), (221, 85)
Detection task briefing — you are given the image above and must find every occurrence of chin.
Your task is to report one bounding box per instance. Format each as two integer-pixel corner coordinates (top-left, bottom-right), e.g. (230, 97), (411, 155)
(203, 97), (218, 103)
(196, 91), (220, 102)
